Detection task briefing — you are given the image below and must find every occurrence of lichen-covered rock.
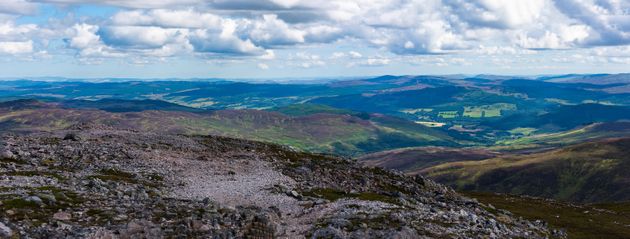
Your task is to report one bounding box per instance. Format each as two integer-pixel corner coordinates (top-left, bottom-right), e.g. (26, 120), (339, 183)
(0, 222), (13, 238)
(0, 130), (562, 238)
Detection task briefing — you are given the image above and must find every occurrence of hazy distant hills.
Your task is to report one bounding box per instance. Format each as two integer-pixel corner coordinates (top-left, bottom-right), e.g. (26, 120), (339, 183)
(3, 74), (630, 154)
(2, 77), (629, 154)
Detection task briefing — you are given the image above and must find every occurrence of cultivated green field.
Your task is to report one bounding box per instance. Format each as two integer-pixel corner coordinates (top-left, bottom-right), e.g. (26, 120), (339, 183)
(463, 103), (516, 118)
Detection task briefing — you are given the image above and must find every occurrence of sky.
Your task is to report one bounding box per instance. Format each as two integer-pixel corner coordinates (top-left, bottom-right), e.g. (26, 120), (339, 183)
(0, 0), (629, 79)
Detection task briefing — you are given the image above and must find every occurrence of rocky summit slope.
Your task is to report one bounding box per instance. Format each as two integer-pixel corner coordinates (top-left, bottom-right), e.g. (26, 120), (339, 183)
(0, 129), (562, 238)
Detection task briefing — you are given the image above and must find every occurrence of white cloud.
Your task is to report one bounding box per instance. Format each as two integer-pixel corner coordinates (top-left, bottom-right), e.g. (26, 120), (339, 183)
(330, 51), (362, 60)
(291, 52), (325, 68)
(3, 0), (630, 70)
(445, 0), (547, 29)
(349, 51), (362, 58)
(0, 40), (33, 54)
(553, 0), (630, 46)
(363, 58), (390, 66)
(259, 49), (276, 60)
(257, 63), (269, 69)
(100, 26), (186, 48)
(246, 14), (305, 46)
(304, 25), (344, 43)
(330, 52), (346, 59)
(0, 21), (38, 41)
(111, 9), (223, 29)
(33, 0), (201, 9)
(515, 24), (591, 49)
(0, 0), (38, 15)
(189, 20), (263, 55)
(67, 23), (123, 58)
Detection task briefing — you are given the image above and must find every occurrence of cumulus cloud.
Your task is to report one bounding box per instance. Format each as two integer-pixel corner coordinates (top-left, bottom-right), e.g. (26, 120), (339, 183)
(110, 9), (223, 28)
(99, 26), (186, 49)
(0, 21), (38, 41)
(1, 0), (630, 68)
(515, 24), (591, 49)
(33, 0), (202, 9)
(445, 0), (547, 29)
(0, 0), (38, 15)
(67, 23), (123, 58)
(246, 14), (305, 46)
(553, 0), (630, 46)
(189, 21), (263, 56)
(0, 40), (33, 54)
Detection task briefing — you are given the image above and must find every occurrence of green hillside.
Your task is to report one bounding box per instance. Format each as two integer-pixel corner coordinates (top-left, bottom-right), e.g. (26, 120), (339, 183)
(0, 100), (458, 156)
(424, 138), (630, 203)
(493, 121), (630, 150)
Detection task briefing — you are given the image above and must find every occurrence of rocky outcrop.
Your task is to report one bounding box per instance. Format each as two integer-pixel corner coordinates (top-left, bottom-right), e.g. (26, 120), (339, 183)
(0, 130), (564, 238)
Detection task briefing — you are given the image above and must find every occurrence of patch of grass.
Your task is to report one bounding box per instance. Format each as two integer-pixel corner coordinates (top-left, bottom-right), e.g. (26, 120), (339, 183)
(86, 208), (115, 223)
(272, 103), (355, 116)
(146, 172), (164, 181)
(350, 213), (404, 230)
(465, 192), (630, 239)
(463, 103), (516, 118)
(90, 168), (138, 184)
(401, 108), (433, 114)
(0, 157), (27, 164)
(303, 188), (349, 201)
(0, 187), (86, 225)
(2, 198), (40, 209)
(355, 192), (400, 205)
(438, 111), (458, 119)
(508, 127), (537, 136)
(90, 168), (161, 187)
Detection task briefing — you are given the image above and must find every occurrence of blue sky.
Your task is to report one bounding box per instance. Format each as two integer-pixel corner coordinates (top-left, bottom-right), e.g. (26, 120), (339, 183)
(0, 0), (629, 79)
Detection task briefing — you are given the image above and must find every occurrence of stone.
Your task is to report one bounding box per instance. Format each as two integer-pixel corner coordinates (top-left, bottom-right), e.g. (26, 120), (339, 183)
(53, 211), (72, 221)
(311, 226), (344, 239)
(25, 196), (43, 206)
(0, 150), (14, 159)
(198, 224), (211, 232)
(276, 184), (289, 193)
(113, 214), (129, 221)
(120, 220), (163, 238)
(63, 133), (80, 141)
(0, 222), (13, 238)
(38, 193), (57, 204)
(288, 190), (301, 199)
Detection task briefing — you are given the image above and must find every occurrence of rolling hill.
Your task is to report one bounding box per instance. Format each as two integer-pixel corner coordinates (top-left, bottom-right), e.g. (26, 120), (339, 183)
(0, 99), (458, 156)
(423, 138), (630, 203)
(493, 121), (630, 150)
(359, 147), (499, 173)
